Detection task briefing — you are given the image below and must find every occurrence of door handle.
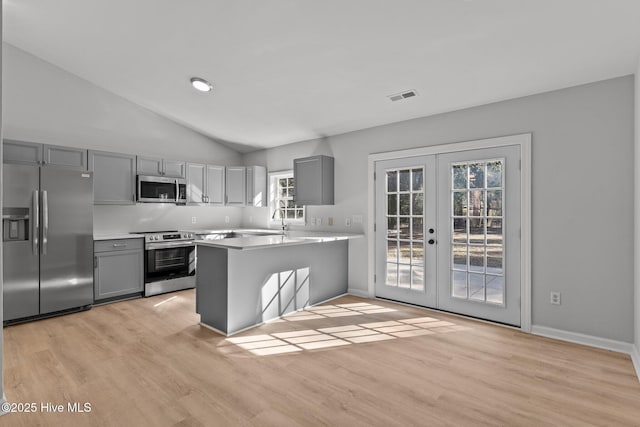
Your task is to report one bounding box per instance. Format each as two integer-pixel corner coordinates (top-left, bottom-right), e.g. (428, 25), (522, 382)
(32, 190), (39, 255)
(42, 190), (48, 255)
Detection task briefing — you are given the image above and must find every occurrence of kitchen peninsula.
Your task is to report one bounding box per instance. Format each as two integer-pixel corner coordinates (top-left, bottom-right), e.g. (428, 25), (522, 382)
(195, 232), (362, 335)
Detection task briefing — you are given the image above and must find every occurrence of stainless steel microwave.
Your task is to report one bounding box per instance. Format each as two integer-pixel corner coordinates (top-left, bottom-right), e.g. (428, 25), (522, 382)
(137, 175), (186, 204)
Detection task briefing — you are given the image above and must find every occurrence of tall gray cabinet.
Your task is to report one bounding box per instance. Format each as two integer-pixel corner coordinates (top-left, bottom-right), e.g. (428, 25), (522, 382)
(226, 167), (246, 206)
(89, 150), (137, 205)
(246, 166), (267, 207)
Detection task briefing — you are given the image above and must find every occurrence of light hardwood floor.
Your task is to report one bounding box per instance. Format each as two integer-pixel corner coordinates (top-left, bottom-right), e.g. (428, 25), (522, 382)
(3, 290), (640, 426)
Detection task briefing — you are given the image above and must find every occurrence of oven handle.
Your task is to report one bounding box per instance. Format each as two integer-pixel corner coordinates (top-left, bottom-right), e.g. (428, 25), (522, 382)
(145, 241), (195, 250)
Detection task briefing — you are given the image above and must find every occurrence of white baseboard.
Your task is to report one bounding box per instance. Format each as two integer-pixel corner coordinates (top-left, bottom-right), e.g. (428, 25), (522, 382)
(531, 325), (635, 354)
(630, 345), (640, 381)
(347, 288), (370, 299)
(531, 325), (639, 381)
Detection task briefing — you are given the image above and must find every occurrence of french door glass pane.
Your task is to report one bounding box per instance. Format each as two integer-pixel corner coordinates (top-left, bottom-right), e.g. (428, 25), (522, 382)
(385, 167), (426, 290)
(450, 160), (505, 305)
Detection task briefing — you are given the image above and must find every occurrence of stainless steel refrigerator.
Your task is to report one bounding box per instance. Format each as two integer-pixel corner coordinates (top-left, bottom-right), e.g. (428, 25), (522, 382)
(3, 164), (94, 322)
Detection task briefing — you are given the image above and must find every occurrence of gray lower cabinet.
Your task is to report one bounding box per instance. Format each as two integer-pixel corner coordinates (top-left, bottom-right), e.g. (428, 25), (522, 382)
(226, 166), (246, 206)
(89, 150), (137, 205)
(294, 155), (334, 205)
(94, 238), (144, 302)
(246, 165), (267, 207)
(4, 139), (88, 170)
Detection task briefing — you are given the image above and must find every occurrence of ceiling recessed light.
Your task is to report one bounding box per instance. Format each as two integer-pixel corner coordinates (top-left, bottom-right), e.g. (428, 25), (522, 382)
(190, 77), (212, 92)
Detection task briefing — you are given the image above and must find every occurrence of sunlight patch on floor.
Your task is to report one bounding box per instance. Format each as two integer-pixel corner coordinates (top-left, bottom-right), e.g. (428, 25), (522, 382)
(224, 305), (472, 356)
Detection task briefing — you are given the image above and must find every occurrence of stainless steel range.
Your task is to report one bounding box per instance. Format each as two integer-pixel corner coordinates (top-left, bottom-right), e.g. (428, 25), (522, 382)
(132, 230), (196, 297)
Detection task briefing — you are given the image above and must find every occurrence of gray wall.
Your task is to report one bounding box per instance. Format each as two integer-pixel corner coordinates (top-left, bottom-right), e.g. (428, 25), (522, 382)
(3, 44), (245, 233)
(0, 4), (6, 409)
(635, 63), (640, 352)
(244, 76), (635, 343)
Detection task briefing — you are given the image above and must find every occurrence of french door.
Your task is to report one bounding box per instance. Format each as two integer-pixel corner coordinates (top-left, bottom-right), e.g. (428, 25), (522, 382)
(374, 145), (521, 326)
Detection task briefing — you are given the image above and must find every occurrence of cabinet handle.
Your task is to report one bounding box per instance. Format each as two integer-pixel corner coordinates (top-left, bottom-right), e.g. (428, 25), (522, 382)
(112, 243), (128, 248)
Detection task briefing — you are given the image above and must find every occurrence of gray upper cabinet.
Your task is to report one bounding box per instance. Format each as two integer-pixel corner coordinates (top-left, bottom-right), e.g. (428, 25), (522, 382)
(89, 150), (137, 205)
(246, 165), (267, 207)
(187, 163), (225, 206)
(4, 140), (43, 165)
(4, 140), (87, 170)
(163, 159), (186, 178)
(186, 163), (207, 204)
(43, 144), (88, 170)
(294, 155), (334, 205)
(137, 156), (186, 178)
(225, 166), (246, 206)
(137, 156), (163, 176)
(207, 165), (226, 206)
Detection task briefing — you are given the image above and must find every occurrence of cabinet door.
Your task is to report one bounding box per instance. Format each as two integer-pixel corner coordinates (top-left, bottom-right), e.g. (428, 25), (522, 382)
(225, 166), (246, 206)
(3, 140), (43, 165)
(94, 249), (144, 301)
(206, 165), (225, 205)
(43, 144), (88, 170)
(89, 150), (137, 205)
(246, 167), (253, 206)
(246, 166), (267, 207)
(294, 155), (334, 205)
(163, 160), (186, 178)
(137, 156), (163, 176)
(187, 163), (207, 204)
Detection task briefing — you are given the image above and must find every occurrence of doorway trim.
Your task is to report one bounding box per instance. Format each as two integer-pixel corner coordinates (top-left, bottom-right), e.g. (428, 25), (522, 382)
(367, 133), (532, 332)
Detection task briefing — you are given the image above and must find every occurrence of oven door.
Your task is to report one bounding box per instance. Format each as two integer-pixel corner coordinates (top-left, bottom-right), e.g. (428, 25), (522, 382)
(137, 175), (178, 203)
(145, 243), (195, 283)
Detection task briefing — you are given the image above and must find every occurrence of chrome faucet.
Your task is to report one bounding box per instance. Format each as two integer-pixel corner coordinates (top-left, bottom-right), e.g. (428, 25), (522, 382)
(271, 200), (289, 233)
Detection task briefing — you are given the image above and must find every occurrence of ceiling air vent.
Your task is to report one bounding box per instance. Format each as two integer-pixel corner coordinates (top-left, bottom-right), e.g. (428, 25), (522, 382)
(388, 89), (418, 102)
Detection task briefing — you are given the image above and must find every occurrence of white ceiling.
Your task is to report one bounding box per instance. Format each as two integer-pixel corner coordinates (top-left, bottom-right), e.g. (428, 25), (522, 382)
(4, 0), (640, 152)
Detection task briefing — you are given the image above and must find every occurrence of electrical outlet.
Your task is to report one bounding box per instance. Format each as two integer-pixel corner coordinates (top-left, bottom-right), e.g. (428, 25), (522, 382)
(225, 216), (230, 224)
(317, 217), (322, 226)
(345, 218), (352, 227)
(328, 217), (334, 226)
(353, 214), (363, 224)
(191, 217), (197, 224)
(550, 292), (561, 305)
(310, 217), (316, 226)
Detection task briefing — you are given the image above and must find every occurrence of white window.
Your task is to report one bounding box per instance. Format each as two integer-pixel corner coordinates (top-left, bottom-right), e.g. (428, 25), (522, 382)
(269, 171), (305, 224)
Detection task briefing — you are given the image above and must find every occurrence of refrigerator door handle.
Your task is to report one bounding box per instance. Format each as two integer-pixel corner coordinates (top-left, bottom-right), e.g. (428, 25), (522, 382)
(32, 190), (39, 255)
(42, 190), (49, 255)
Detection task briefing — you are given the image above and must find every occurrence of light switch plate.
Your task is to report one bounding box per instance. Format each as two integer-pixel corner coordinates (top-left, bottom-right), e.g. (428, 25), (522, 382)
(317, 217), (322, 226)
(353, 215), (363, 224)
(345, 218), (352, 227)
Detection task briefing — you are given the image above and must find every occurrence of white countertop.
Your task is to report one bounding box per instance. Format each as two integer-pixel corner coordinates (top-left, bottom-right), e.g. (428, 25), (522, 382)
(182, 228), (282, 235)
(196, 231), (363, 250)
(93, 234), (145, 241)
